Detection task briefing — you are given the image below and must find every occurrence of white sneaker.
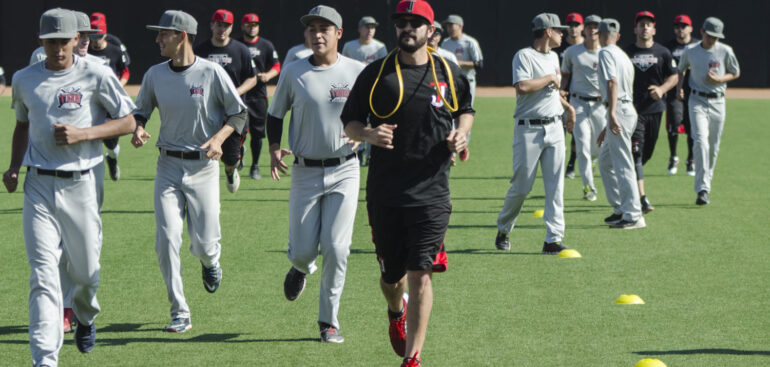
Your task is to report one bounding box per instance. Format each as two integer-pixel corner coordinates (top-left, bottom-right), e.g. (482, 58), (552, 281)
(667, 156), (679, 175)
(226, 170), (240, 193)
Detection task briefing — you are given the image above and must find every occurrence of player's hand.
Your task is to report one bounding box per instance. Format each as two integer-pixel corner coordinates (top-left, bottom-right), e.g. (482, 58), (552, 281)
(132, 125), (151, 148)
(257, 73), (270, 83)
(648, 85), (664, 100)
(446, 129), (468, 153)
(597, 129), (606, 147)
(676, 88), (685, 100)
(2, 169), (19, 193)
(366, 124), (397, 150)
(564, 107), (576, 133)
(608, 113), (621, 135)
(342, 134), (361, 151)
(201, 138), (224, 160)
(559, 90), (569, 98)
(549, 74), (560, 89)
(706, 70), (723, 84)
(269, 144), (293, 181)
(53, 123), (88, 145)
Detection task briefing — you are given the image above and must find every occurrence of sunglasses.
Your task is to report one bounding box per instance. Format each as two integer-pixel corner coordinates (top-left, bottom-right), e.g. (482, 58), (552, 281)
(395, 18), (427, 29)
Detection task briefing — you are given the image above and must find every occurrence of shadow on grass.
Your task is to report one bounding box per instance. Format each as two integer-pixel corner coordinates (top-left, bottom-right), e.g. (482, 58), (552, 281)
(634, 348), (770, 356)
(118, 177), (156, 182)
(450, 176), (513, 180)
(101, 210), (154, 215)
(649, 203), (702, 209)
(0, 325), (27, 336)
(0, 208), (22, 215)
(447, 248), (541, 256)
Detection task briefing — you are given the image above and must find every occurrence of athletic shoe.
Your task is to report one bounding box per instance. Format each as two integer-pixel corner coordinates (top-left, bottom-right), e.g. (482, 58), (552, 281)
(226, 170), (240, 193)
(164, 317), (192, 333)
(201, 263), (222, 293)
(63, 308), (76, 333)
(667, 156), (679, 175)
(604, 213), (623, 224)
(106, 156), (120, 181)
(319, 322), (344, 343)
(609, 217), (647, 229)
(75, 322), (96, 353)
(542, 241), (567, 255)
(495, 231), (510, 251)
(401, 352), (421, 367)
(284, 267), (306, 301)
(565, 162), (575, 179)
(696, 190), (710, 206)
(459, 147), (470, 161)
(249, 164), (261, 180)
(583, 185), (597, 201)
(388, 293), (408, 357)
(686, 159), (695, 176)
(641, 195), (655, 214)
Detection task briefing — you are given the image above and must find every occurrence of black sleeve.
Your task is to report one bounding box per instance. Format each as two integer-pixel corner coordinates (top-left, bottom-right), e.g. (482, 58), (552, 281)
(446, 61), (475, 117)
(135, 114), (148, 128)
(340, 63), (377, 126)
(241, 44), (256, 79)
(266, 114), (284, 145)
(662, 47), (677, 77)
(113, 46), (128, 72)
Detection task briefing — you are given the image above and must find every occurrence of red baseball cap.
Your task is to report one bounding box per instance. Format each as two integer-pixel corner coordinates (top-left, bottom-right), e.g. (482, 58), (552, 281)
(242, 13), (260, 24)
(673, 14), (692, 26)
(90, 12), (106, 23)
(391, 0), (434, 25)
(635, 10), (655, 24)
(90, 20), (107, 35)
(566, 13), (583, 24)
(212, 9), (234, 24)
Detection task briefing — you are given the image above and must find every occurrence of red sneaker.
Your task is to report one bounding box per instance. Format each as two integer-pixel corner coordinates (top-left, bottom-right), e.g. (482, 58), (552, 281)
(388, 293), (408, 357)
(401, 351), (421, 367)
(63, 308), (76, 333)
(459, 148), (470, 161)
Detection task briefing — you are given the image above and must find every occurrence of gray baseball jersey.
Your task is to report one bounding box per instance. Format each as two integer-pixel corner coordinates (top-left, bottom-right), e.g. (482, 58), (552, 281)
(134, 57), (247, 151)
(30, 46), (47, 65)
(284, 44), (314, 65)
(512, 47), (564, 119)
(268, 55), (365, 159)
(342, 39), (387, 63)
(441, 33), (483, 81)
(598, 44), (635, 103)
(561, 43), (601, 97)
(435, 48), (459, 66)
(678, 41), (740, 94)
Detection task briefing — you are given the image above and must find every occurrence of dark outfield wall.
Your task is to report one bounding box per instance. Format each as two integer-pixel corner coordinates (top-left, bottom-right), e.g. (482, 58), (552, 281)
(1, 0), (768, 87)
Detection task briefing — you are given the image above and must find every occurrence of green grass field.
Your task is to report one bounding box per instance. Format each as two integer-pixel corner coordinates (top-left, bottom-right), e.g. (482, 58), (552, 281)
(1, 96), (768, 366)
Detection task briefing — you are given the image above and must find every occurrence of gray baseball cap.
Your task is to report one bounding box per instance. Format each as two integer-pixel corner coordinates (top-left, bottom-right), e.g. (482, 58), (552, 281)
(358, 16), (378, 28)
(702, 17), (725, 38)
(73, 11), (98, 33)
(300, 5), (342, 28)
(598, 18), (620, 33)
(584, 15), (602, 25)
(443, 14), (463, 26)
(532, 13), (569, 31)
(39, 8), (79, 39)
(147, 10), (198, 36)
(433, 21), (443, 32)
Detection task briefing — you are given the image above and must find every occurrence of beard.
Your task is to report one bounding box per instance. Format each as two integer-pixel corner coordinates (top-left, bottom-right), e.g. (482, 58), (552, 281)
(399, 32), (428, 53)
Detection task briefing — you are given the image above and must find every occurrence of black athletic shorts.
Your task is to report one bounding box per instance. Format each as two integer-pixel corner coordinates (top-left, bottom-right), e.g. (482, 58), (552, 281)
(631, 112), (663, 165)
(221, 130), (245, 167)
(367, 201), (451, 284)
(246, 98), (268, 138)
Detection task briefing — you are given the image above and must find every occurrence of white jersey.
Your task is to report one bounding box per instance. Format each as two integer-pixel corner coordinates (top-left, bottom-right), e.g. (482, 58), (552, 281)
(678, 41), (740, 95)
(12, 55), (135, 171)
(598, 44), (635, 104)
(133, 57), (247, 152)
(29, 47), (47, 65)
(341, 39), (387, 64)
(441, 33), (483, 81)
(268, 55), (364, 159)
(561, 43), (601, 97)
(284, 44), (314, 65)
(435, 48), (459, 66)
(512, 47), (564, 119)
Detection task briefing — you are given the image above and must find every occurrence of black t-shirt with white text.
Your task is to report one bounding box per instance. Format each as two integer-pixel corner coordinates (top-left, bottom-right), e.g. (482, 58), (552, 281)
(341, 53), (475, 207)
(88, 42), (127, 77)
(663, 37), (700, 102)
(194, 39), (256, 91)
(624, 42), (677, 114)
(238, 37), (279, 100)
(105, 33), (131, 66)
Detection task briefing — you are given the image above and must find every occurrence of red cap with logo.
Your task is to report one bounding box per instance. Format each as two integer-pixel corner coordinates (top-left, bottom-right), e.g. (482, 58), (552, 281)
(242, 13), (260, 24)
(90, 20), (107, 34)
(673, 14), (692, 26)
(635, 10), (655, 25)
(391, 0), (434, 25)
(566, 13), (583, 24)
(212, 9), (234, 24)
(90, 12), (106, 23)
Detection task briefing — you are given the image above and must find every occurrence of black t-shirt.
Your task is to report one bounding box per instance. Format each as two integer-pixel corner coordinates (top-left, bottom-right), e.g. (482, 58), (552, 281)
(194, 39), (256, 91)
(624, 42), (677, 114)
(238, 37), (279, 100)
(663, 37), (700, 102)
(88, 42), (127, 77)
(105, 33), (131, 66)
(341, 53), (475, 207)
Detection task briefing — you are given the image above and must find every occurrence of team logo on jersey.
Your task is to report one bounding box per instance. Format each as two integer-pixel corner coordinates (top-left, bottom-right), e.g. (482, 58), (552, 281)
(430, 81), (448, 108)
(57, 87), (83, 110)
(207, 53), (233, 67)
(708, 60), (721, 70)
(190, 85), (205, 97)
(329, 82), (351, 102)
(249, 47), (261, 58)
(366, 55), (376, 62)
(454, 47), (464, 56)
(630, 54), (659, 72)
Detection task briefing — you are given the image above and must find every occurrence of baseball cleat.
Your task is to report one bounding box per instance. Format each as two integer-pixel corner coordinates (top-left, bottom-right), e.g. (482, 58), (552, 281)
(401, 351), (421, 367)
(249, 164), (261, 180)
(641, 196), (655, 214)
(164, 317), (192, 333)
(609, 217), (646, 229)
(542, 241), (568, 255)
(106, 156), (120, 181)
(75, 322), (96, 353)
(226, 169), (240, 193)
(583, 185), (597, 201)
(696, 190), (709, 205)
(604, 213), (623, 224)
(63, 308), (76, 333)
(201, 263), (222, 293)
(495, 231), (510, 251)
(284, 267), (306, 301)
(388, 293), (408, 357)
(686, 159), (695, 176)
(667, 156), (679, 175)
(565, 161), (576, 179)
(319, 322), (344, 343)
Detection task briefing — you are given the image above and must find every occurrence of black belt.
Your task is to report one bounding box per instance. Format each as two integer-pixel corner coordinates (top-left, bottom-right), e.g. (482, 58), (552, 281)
(603, 100), (632, 107)
(692, 90), (724, 99)
(518, 117), (558, 125)
(160, 148), (203, 160)
(294, 153), (356, 167)
(28, 167), (90, 178)
(571, 94), (601, 102)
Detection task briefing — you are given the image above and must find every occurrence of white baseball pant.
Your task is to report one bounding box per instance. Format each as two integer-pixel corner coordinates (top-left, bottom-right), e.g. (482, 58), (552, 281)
(571, 98), (607, 193)
(497, 119), (566, 243)
(689, 94), (726, 194)
(598, 103), (642, 221)
(154, 154), (222, 320)
(24, 168), (102, 367)
(288, 157), (359, 330)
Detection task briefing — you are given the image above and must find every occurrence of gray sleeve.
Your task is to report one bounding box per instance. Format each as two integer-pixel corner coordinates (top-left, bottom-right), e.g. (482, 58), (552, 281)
(225, 109), (248, 132)
(470, 38), (483, 62)
(96, 68), (136, 119)
(512, 51), (531, 84)
(677, 48), (690, 73)
(598, 50), (617, 82)
(133, 69), (157, 121)
(725, 46), (740, 75)
(341, 42), (352, 58)
(376, 44), (388, 59)
(11, 77), (29, 121)
(267, 66), (293, 119)
(561, 48), (573, 74)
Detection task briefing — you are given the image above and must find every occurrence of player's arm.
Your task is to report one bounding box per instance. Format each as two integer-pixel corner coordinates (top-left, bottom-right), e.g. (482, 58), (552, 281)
(446, 113), (474, 153)
(515, 74), (559, 95)
(707, 71), (739, 84)
(266, 114), (293, 180)
(649, 73), (678, 100)
(560, 71), (571, 98)
(344, 120), (397, 150)
(118, 68), (130, 86)
(236, 76), (257, 96)
(201, 110), (245, 160)
(53, 114), (137, 146)
(560, 95), (576, 132)
(606, 78), (621, 136)
(3, 120), (29, 193)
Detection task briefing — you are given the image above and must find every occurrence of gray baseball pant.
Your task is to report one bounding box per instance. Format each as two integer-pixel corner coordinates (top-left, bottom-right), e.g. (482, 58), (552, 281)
(288, 157), (359, 330)
(689, 94), (726, 194)
(497, 119), (566, 243)
(598, 103), (642, 221)
(572, 98), (607, 193)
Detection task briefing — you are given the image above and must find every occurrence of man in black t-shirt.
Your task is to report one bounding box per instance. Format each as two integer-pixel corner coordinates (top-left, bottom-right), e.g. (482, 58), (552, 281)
(624, 11), (678, 213)
(341, 2), (474, 365)
(664, 14), (699, 176)
(239, 12), (281, 180)
(194, 9), (257, 193)
(90, 12), (132, 70)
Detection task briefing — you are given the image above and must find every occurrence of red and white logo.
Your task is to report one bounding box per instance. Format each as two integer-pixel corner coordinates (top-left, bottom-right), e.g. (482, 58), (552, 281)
(430, 81), (448, 108)
(57, 87), (83, 110)
(190, 85), (204, 96)
(207, 53), (233, 67)
(329, 82), (350, 102)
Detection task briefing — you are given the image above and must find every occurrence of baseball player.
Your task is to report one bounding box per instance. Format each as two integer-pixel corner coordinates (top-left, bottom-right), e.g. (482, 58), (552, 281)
(664, 14), (699, 176)
(676, 17), (740, 205)
(239, 12), (281, 180)
(494, 13), (575, 254)
(624, 11), (678, 214)
(555, 12), (584, 180)
(266, 5), (363, 343)
(284, 40), (313, 65)
(132, 10), (248, 333)
(342, 16), (388, 64)
(5, 8), (136, 365)
(342, 1), (474, 365)
(194, 9), (257, 193)
(89, 12), (132, 73)
(429, 21), (458, 65)
(596, 19), (646, 229)
(560, 15), (604, 201)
